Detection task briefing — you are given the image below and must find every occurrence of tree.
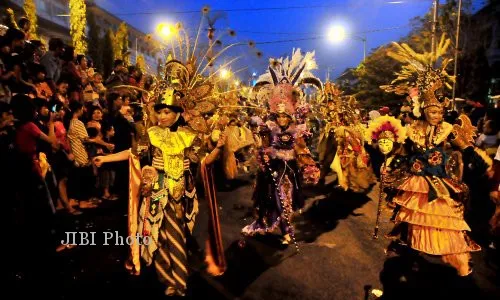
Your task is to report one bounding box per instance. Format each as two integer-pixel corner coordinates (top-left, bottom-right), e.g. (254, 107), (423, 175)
(112, 22), (130, 64)
(461, 46), (492, 100)
(338, 0), (493, 108)
(102, 29), (114, 78)
(120, 24), (130, 65)
(86, 10), (102, 72)
(69, 0), (87, 54)
(348, 44), (403, 109)
(23, 0), (38, 40)
(136, 54), (146, 73)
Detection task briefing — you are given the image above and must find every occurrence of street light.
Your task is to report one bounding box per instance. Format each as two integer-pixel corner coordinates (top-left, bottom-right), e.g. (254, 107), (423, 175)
(156, 23), (174, 38)
(327, 25), (366, 62)
(327, 25), (346, 43)
(354, 35), (367, 62)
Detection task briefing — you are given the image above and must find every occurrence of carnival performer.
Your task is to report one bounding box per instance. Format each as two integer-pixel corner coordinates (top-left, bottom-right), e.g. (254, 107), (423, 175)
(242, 49), (321, 246)
(330, 95), (376, 192)
(93, 29), (234, 293)
(94, 89), (226, 296)
(378, 35), (493, 276)
(222, 113), (256, 179)
(316, 82), (341, 185)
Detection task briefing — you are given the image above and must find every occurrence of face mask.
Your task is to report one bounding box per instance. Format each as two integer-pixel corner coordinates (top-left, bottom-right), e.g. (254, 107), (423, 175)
(378, 138), (394, 155)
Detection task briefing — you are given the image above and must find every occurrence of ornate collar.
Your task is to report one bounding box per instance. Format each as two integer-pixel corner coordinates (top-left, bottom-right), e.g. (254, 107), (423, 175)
(407, 121), (453, 148)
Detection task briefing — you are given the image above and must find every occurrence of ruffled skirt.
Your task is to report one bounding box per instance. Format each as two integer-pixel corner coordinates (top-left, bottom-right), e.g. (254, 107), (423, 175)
(393, 176), (480, 275)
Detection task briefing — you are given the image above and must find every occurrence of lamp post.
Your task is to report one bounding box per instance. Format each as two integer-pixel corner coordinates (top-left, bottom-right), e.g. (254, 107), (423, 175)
(431, 0), (439, 56)
(327, 25), (366, 62)
(353, 35), (367, 62)
(451, 0), (462, 110)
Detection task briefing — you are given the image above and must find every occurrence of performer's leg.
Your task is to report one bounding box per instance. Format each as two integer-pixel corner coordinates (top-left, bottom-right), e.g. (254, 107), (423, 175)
(442, 253), (472, 276)
(155, 203), (189, 296)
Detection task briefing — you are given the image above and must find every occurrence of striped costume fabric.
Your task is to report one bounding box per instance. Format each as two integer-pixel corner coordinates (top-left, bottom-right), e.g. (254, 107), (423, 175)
(155, 201), (189, 295)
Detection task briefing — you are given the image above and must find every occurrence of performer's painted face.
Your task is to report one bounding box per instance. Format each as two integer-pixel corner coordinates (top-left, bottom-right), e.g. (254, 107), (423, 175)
(378, 138), (394, 155)
(157, 108), (179, 128)
(424, 106), (443, 126)
(277, 114), (290, 127)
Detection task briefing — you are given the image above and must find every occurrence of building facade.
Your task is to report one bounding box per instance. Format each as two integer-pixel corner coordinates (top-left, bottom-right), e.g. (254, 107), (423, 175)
(1, 0), (161, 73)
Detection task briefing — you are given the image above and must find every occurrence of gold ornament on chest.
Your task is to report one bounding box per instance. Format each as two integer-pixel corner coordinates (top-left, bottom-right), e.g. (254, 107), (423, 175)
(165, 155), (185, 179)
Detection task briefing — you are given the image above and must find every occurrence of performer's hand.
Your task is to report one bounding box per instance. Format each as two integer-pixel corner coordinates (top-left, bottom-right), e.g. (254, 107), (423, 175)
(486, 167), (494, 179)
(93, 156), (104, 167)
(106, 143), (115, 152)
(67, 153), (75, 161)
(184, 159), (190, 171)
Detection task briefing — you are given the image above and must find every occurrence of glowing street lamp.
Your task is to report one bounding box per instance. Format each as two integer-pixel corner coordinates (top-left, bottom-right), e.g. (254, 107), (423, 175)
(327, 25), (346, 43)
(156, 23), (174, 38)
(327, 24), (366, 62)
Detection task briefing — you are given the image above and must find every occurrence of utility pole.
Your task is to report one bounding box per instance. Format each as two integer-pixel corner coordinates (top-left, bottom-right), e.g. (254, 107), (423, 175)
(362, 37), (366, 62)
(431, 0), (439, 56)
(451, 0), (462, 110)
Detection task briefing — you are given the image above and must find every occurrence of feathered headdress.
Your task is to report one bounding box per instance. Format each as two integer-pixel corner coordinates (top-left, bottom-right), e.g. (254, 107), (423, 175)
(253, 48), (322, 117)
(153, 57), (216, 133)
(380, 34), (455, 118)
(323, 81), (343, 103)
(365, 115), (407, 144)
(151, 11), (251, 134)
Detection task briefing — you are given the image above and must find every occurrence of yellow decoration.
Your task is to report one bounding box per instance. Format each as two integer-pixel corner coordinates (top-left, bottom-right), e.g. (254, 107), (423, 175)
(23, 0), (39, 40)
(112, 22), (129, 64)
(136, 54), (146, 73)
(148, 126), (196, 201)
(69, 0), (88, 54)
(451, 114), (477, 147)
(6, 8), (19, 30)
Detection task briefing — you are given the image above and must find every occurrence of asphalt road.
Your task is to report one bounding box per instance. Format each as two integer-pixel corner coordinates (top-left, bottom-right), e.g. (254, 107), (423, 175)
(9, 174), (500, 300)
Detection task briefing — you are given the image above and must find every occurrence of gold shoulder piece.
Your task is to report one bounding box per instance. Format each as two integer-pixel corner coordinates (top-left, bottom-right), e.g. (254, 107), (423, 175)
(434, 122), (453, 145)
(452, 114), (477, 144)
(177, 126), (197, 148)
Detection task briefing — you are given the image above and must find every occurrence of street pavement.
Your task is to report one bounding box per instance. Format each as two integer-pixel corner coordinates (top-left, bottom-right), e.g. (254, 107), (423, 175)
(10, 174), (500, 299)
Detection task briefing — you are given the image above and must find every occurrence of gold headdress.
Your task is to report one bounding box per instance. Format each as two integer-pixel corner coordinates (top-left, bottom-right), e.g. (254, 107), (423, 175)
(380, 34), (455, 117)
(323, 81), (343, 103)
(150, 9), (251, 133)
(253, 48), (322, 117)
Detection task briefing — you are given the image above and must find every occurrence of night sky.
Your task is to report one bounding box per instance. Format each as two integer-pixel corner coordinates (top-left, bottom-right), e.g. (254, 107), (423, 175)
(95, 0), (434, 81)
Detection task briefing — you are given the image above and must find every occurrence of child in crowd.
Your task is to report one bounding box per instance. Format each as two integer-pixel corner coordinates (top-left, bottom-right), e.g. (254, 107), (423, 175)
(99, 123), (118, 200)
(476, 120), (499, 157)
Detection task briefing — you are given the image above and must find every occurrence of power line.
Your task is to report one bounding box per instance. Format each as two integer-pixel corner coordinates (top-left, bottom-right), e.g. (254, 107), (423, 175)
(238, 24), (412, 37)
(96, 5), (344, 16)
(255, 36), (322, 45)
(253, 24), (414, 45)
(236, 30), (316, 36)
